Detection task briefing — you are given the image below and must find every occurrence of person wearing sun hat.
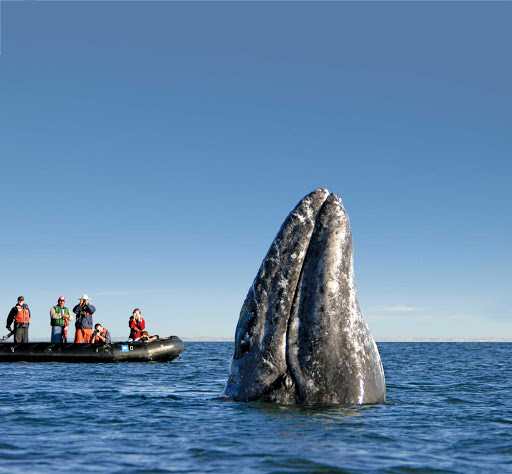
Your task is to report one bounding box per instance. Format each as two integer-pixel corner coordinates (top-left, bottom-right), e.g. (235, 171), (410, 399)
(72, 294), (96, 343)
(50, 296), (73, 343)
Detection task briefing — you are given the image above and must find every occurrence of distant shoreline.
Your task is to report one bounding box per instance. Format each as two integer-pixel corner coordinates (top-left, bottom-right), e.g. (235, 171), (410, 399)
(182, 338), (512, 343)
(181, 338), (512, 343)
(375, 338), (512, 343)
(7, 337), (512, 343)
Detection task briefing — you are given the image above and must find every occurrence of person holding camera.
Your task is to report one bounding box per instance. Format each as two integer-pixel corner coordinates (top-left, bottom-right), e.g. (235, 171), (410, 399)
(128, 308), (145, 341)
(72, 294), (96, 343)
(50, 296), (73, 343)
(6, 296), (31, 343)
(92, 323), (111, 344)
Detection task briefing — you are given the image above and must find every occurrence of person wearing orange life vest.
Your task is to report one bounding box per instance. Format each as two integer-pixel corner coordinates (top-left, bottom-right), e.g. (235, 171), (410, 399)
(91, 324), (111, 344)
(6, 296), (31, 343)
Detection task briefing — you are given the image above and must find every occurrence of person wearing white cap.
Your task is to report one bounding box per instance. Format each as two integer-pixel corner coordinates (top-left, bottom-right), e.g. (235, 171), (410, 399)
(50, 296), (73, 343)
(72, 294), (96, 343)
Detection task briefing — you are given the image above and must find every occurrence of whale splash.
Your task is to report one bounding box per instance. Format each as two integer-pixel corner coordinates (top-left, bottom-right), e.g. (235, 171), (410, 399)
(223, 188), (386, 405)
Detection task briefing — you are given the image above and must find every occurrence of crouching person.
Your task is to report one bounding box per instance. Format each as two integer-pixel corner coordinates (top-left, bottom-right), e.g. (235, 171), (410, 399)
(92, 324), (111, 344)
(139, 330), (158, 342)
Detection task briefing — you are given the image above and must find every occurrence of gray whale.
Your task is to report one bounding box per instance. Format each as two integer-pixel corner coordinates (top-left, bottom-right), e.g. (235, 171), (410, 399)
(223, 189), (385, 405)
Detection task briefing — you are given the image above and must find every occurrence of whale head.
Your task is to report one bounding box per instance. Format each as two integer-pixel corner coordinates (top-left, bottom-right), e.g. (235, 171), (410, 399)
(223, 188), (386, 405)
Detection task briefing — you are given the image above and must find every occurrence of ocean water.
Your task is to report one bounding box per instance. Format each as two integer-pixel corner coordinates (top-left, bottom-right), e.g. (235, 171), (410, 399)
(1, 342), (511, 473)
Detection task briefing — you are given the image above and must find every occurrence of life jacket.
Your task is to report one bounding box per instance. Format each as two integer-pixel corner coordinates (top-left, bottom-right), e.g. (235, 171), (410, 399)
(93, 327), (108, 343)
(15, 305), (30, 324)
(51, 305), (70, 327)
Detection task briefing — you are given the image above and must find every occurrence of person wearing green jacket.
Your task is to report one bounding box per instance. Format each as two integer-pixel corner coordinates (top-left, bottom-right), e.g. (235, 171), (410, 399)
(50, 296), (72, 343)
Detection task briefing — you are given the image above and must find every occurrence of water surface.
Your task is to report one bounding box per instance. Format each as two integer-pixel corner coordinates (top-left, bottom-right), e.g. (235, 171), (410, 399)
(1, 342), (511, 472)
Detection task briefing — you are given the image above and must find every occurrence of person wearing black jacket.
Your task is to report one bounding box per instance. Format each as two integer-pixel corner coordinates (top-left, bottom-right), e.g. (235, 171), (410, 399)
(6, 296), (31, 343)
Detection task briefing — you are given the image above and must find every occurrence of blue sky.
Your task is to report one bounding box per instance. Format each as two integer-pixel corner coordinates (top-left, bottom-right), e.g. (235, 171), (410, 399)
(1, 1), (510, 340)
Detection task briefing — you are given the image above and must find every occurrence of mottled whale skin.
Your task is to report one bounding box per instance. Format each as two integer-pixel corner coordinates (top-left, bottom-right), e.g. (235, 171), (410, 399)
(223, 189), (385, 405)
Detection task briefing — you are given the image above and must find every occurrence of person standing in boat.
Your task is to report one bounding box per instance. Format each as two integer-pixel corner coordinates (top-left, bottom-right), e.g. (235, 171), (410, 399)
(73, 294), (95, 343)
(5, 296), (31, 343)
(128, 308), (145, 340)
(91, 323), (111, 344)
(50, 296), (73, 343)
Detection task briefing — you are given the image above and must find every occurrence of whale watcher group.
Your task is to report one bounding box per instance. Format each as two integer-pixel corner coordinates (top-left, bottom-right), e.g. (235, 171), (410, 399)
(4, 294), (156, 344)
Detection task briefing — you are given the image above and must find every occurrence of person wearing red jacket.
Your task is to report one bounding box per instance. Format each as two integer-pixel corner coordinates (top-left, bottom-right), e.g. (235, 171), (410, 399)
(128, 308), (145, 340)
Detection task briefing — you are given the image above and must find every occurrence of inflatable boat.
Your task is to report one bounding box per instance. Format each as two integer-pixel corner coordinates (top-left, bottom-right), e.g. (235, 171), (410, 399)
(0, 336), (184, 363)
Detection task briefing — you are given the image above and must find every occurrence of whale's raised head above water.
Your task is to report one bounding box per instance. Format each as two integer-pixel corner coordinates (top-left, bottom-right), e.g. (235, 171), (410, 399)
(223, 189), (386, 405)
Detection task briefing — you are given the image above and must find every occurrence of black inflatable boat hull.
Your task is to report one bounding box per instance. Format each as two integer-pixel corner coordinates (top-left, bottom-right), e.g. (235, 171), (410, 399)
(0, 336), (184, 363)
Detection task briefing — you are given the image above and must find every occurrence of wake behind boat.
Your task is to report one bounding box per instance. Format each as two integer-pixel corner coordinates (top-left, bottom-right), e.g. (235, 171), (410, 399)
(0, 336), (184, 363)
